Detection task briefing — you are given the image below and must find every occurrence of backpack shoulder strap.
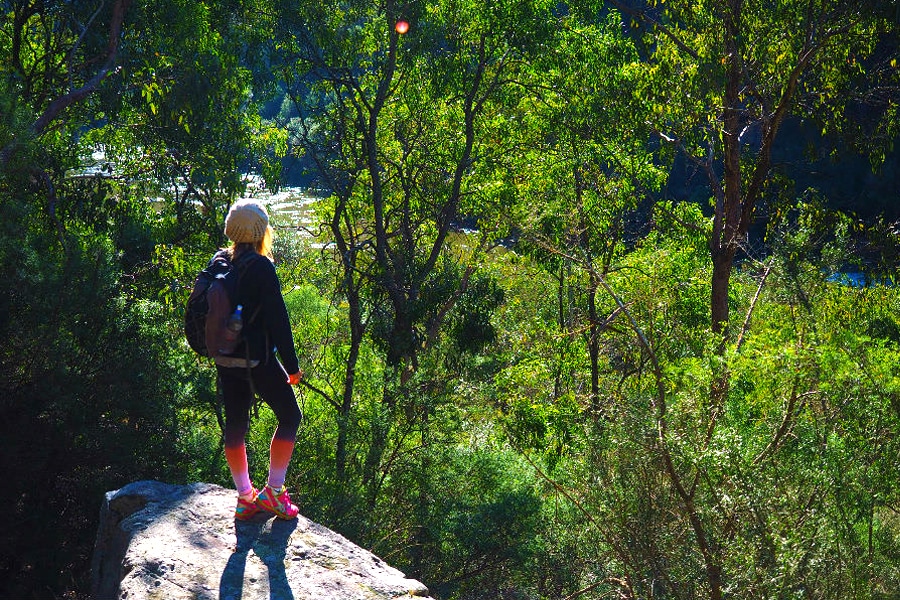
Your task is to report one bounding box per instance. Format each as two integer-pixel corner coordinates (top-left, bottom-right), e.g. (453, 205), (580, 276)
(240, 253), (266, 326)
(229, 251), (264, 324)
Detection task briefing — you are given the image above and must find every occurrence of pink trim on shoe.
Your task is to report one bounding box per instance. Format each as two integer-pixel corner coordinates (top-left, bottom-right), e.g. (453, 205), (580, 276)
(256, 484), (299, 520)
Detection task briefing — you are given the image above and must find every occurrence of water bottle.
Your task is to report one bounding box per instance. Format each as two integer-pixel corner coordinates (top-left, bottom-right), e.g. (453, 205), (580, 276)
(223, 304), (243, 349)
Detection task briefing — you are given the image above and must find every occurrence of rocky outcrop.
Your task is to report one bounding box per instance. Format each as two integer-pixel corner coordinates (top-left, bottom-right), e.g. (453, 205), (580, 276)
(91, 480), (434, 600)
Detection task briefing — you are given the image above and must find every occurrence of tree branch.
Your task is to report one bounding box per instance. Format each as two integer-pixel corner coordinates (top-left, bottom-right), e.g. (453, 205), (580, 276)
(735, 260), (773, 352)
(32, 0), (132, 136)
(30, 167), (67, 250)
(606, 0), (700, 60)
(753, 386), (818, 467)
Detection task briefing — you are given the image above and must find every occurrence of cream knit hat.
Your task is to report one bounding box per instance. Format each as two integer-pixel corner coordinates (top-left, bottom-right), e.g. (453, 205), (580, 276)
(224, 199), (269, 243)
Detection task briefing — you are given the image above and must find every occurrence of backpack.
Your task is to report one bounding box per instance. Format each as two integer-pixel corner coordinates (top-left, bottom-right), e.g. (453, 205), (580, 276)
(184, 251), (252, 358)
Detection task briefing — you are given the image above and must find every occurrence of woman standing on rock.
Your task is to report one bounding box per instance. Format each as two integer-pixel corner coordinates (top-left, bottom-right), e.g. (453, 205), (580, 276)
(216, 198), (303, 520)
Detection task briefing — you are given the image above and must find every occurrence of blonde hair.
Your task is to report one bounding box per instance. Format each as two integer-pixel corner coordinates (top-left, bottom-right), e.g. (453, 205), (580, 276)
(229, 225), (275, 261)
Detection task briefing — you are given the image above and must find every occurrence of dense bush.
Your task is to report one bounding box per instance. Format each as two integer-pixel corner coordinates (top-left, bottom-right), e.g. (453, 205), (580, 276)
(0, 196), (201, 598)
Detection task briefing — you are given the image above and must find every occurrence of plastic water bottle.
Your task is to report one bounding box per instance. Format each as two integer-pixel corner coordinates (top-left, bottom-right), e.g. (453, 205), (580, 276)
(224, 304), (243, 346)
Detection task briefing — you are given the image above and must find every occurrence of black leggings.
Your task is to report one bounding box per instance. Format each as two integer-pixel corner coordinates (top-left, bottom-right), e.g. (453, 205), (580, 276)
(217, 358), (302, 448)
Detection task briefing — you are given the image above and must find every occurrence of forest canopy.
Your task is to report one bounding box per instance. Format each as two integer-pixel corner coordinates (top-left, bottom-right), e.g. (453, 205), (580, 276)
(1, 1), (899, 599)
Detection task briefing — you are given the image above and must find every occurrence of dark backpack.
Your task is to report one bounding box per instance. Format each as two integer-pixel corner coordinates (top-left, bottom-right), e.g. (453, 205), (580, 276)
(184, 251), (252, 358)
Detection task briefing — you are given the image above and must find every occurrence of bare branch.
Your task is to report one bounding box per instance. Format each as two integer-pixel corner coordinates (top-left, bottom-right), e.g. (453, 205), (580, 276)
(299, 378), (340, 411)
(735, 260), (773, 352)
(753, 387), (818, 466)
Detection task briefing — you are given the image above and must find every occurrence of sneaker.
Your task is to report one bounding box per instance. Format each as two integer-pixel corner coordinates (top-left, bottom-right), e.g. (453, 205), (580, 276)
(256, 484), (299, 520)
(235, 488), (262, 521)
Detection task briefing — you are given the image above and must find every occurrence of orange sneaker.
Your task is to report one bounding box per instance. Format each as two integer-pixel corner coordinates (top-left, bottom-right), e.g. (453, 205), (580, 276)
(256, 484), (299, 519)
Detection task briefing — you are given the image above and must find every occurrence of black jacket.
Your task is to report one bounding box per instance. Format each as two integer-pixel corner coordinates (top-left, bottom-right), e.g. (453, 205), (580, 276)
(224, 250), (299, 375)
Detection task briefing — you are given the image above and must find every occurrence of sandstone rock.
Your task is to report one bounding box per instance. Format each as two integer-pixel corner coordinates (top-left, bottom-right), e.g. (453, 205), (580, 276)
(91, 480), (434, 600)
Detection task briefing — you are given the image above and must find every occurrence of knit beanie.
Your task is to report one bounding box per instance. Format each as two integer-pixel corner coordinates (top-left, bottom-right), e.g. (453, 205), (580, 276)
(224, 199), (269, 243)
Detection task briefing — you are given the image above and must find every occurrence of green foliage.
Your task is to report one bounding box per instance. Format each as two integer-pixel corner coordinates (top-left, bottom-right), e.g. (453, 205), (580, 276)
(415, 447), (545, 599)
(487, 197), (900, 598)
(0, 198), (198, 598)
(2, 2), (899, 600)
(447, 271), (505, 355)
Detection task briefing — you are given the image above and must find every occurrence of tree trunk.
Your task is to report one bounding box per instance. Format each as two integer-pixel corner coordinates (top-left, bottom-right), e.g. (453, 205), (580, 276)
(575, 165), (602, 413)
(364, 371), (395, 509)
(411, 402), (430, 579)
(335, 286), (362, 488)
(710, 246), (735, 338)
(587, 280), (601, 413)
(711, 0), (744, 338)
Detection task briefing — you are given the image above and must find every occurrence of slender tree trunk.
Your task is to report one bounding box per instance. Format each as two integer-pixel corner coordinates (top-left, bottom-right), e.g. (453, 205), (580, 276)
(364, 371), (395, 508)
(586, 281), (601, 413)
(696, 3), (743, 599)
(711, 0), (744, 339)
(411, 402), (430, 579)
(336, 286), (362, 488)
(554, 265), (565, 399)
(575, 166), (601, 413)
(328, 181), (365, 509)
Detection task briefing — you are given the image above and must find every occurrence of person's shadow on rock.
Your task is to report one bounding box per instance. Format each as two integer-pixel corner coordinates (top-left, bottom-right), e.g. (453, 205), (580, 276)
(220, 515), (298, 600)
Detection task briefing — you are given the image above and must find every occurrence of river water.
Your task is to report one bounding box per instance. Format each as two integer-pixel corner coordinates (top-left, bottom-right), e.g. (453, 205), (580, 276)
(243, 177), (323, 239)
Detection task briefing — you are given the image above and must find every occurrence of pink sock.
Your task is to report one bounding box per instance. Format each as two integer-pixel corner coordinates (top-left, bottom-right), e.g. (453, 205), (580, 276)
(224, 445), (253, 496)
(267, 437), (295, 489)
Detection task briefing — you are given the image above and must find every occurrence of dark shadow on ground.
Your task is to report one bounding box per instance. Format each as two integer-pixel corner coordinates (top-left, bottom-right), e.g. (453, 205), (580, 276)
(220, 515), (298, 600)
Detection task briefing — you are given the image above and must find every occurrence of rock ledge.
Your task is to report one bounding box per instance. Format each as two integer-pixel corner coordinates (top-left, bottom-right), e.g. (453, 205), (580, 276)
(91, 480), (434, 600)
